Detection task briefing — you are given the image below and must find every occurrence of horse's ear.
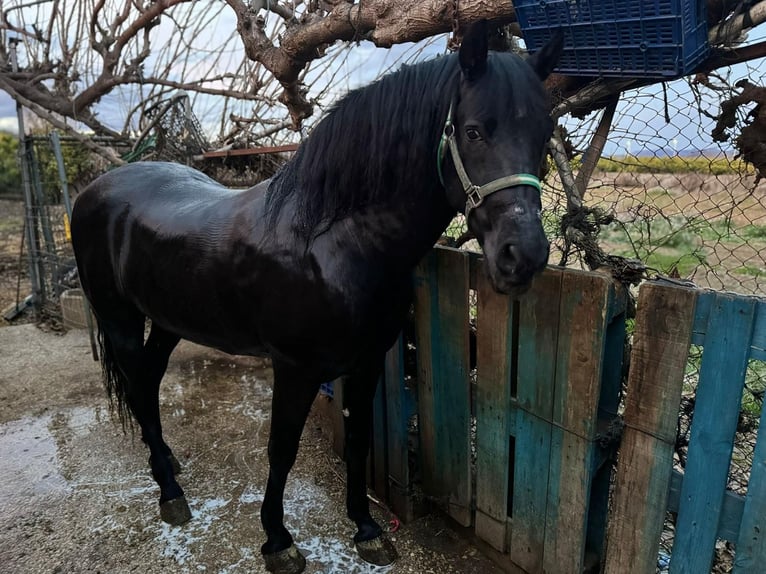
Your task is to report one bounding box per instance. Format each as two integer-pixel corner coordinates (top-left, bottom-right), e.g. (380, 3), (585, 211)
(527, 30), (564, 80)
(459, 20), (489, 80)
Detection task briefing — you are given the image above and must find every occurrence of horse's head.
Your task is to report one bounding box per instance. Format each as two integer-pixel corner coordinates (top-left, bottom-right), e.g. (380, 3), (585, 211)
(440, 21), (563, 296)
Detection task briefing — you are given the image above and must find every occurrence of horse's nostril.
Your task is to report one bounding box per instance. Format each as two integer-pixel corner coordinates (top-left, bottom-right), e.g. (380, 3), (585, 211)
(505, 244), (520, 263)
(498, 243), (520, 273)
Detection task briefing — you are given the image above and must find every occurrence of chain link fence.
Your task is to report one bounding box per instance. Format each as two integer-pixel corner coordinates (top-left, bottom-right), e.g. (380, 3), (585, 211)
(12, 134), (88, 325)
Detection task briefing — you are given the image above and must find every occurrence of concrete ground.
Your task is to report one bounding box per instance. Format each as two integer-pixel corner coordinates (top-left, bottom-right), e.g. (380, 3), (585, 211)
(0, 323), (503, 574)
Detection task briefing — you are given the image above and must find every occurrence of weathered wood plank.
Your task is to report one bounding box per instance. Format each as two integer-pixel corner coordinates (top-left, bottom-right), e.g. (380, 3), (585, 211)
(670, 293), (757, 574)
(734, 357), (766, 572)
(384, 335), (414, 522)
(508, 269), (563, 573)
(414, 248), (472, 526)
(544, 272), (612, 573)
(475, 267), (516, 552)
(604, 282), (698, 574)
(551, 271), (612, 438)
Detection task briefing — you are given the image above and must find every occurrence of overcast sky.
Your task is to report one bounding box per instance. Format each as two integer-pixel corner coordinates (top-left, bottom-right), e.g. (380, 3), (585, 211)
(0, 92), (18, 133)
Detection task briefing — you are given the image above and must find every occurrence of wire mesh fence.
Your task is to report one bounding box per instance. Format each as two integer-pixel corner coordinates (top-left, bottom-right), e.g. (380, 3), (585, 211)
(15, 134), (83, 326)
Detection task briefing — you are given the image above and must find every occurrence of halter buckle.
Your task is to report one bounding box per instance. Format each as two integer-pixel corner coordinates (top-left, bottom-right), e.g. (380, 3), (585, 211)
(466, 185), (483, 209)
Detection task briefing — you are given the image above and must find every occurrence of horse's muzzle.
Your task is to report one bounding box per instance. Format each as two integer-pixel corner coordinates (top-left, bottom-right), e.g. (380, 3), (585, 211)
(487, 235), (550, 296)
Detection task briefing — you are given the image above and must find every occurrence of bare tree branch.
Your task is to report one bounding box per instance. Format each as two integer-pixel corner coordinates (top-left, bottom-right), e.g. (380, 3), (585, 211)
(0, 76), (126, 164)
(1, 0), (766, 166)
(226, 0), (519, 127)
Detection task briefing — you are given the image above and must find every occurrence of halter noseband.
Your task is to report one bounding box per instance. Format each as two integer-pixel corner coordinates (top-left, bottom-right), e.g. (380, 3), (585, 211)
(437, 103), (542, 217)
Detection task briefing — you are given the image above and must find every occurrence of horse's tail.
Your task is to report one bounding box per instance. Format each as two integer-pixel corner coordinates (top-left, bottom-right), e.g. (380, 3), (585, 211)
(97, 324), (136, 432)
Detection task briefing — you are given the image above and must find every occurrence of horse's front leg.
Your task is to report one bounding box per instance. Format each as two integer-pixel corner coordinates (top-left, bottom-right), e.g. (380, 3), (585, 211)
(260, 360), (320, 574)
(343, 362), (398, 566)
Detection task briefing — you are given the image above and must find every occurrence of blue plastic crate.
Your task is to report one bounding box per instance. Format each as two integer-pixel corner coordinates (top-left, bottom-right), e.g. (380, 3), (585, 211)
(514, 0), (709, 78)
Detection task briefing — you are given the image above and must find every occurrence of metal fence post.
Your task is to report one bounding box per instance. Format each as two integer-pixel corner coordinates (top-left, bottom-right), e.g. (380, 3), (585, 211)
(10, 39), (43, 311)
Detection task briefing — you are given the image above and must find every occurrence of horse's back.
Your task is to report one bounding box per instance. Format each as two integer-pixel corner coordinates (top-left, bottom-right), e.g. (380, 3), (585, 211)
(73, 161), (243, 220)
(71, 162), (269, 346)
(72, 162), (241, 270)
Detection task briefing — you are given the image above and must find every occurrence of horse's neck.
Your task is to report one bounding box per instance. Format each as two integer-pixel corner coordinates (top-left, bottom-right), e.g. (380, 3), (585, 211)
(330, 189), (456, 272)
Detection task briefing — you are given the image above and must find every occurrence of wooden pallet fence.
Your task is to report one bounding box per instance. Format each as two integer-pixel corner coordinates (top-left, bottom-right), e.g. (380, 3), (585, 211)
(314, 246), (628, 571)
(474, 258), (626, 573)
(605, 282), (766, 573)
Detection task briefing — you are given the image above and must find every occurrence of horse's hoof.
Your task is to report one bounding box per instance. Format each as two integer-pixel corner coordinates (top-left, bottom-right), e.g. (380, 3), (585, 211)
(168, 453), (182, 475)
(263, 544), (306, 574)
(160, 496), (192, 525)
(355, 535), (398, 566)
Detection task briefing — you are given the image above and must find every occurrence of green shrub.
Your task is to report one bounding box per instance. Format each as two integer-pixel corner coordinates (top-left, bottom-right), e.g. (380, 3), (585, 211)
(0, 132), (22, 197)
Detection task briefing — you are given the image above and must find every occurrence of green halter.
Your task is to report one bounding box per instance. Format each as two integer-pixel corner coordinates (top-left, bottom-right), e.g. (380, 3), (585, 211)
(437, 103), (542, 216)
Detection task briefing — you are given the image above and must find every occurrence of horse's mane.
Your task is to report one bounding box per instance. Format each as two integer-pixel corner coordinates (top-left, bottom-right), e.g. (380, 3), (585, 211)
(265, 50), (545, 237)
(265, 53), (460, 236)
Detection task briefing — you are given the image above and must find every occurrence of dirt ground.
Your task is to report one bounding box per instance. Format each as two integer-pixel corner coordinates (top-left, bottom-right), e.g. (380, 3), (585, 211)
(0, 323), (504, 574)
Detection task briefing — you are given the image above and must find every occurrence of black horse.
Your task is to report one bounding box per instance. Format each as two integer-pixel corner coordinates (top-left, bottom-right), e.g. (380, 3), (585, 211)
(71, 21), (562, 574)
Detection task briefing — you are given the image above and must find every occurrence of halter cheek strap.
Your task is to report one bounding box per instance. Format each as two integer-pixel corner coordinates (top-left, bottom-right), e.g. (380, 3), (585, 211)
(437, 103), (542, 217)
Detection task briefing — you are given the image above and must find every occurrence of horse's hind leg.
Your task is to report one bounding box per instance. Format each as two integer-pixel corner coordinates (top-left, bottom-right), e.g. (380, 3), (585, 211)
(99, 315), (188, 525)
(342, 361), (398, 566)
(140, 323), (186, 522)
(142, 323), (183, 475)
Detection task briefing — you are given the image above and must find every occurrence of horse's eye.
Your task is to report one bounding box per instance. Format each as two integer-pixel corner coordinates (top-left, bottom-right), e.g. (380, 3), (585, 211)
(465, 127), (482, 141)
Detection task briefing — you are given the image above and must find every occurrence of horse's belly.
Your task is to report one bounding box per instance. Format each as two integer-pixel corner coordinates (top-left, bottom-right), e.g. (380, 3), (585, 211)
(134, 284), (269, 357)
(171, 325), (269, 357)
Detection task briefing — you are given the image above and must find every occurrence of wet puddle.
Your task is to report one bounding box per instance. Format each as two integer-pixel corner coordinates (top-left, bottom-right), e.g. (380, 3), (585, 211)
(0, 351), (393, 573)
(0, 414), (70, 519)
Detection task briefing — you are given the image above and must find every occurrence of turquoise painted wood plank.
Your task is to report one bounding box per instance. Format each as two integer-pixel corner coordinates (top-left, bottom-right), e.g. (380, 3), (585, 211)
(511, 410), (554, 571)
(588, 293), (627, 560)
(475, 268), (516, 552)
(546, 427), (602, 572)
(431, 249), (471, 526)
(670, 293), (757, 574)
(692, 293), (766, 362)
(667, 469), (745, 542)
(733, 357), (766, 573)
(509, 269), (562, 573)
(750, 301), (766, 361)
(384, 335), (414, 522)
(414, 247), (472, 526)
(690, 289), (714, 344)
